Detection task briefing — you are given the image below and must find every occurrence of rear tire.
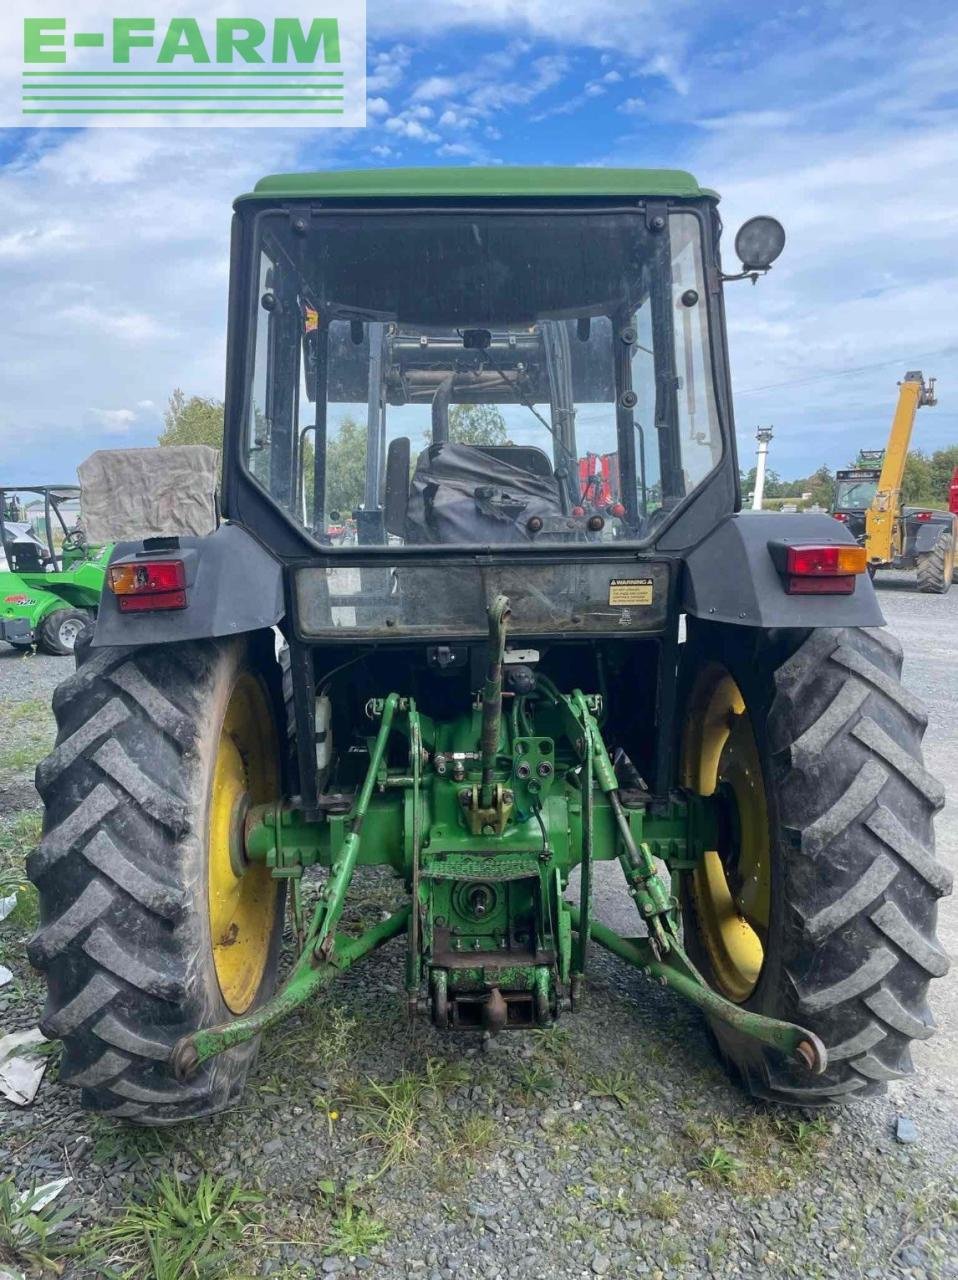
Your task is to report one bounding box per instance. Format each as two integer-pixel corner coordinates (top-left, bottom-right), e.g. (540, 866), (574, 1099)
(915, 530), (954, 594)
(37, 608), (92, 656)
(681, 624), (951, 1104)
(28, 636), (286, 1124)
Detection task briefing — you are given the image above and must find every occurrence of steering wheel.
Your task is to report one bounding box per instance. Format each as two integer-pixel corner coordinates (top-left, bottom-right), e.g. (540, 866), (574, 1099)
(62, 529), (86, 552)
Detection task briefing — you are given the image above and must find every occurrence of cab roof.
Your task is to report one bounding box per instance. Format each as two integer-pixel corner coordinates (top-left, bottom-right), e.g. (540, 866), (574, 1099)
(238, 166), (715, 204)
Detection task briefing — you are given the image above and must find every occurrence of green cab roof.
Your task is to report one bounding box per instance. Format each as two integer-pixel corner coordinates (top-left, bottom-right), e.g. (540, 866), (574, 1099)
(239, 166), (714, 204)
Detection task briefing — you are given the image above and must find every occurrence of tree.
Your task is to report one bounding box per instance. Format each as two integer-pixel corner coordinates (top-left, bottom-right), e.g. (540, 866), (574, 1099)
(159, 388), (224, 450)
(806, 464), (834, 509)
(448, 403), (508, 446)
(325, 416), (366, 516)
(929, 445), (958, 504)
(901, 451), (934, 504)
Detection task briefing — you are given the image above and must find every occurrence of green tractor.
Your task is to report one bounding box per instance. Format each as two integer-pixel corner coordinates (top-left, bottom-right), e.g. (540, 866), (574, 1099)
(28, 169), (951, 1124)
(0, 485), (110, 655)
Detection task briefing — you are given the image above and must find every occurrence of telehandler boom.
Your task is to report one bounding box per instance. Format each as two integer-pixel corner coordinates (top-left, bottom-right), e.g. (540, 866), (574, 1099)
(851, 372), (956, 591)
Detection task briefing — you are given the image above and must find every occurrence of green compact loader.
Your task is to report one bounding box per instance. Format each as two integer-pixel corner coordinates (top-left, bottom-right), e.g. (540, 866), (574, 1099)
(28, 168), (951, 1124)
(0, 486), (110, 654)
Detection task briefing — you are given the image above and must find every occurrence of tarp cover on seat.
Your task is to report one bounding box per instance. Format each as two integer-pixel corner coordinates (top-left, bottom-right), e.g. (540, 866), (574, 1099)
(78, 446), (219, 542)
(405, 442), (563, 544)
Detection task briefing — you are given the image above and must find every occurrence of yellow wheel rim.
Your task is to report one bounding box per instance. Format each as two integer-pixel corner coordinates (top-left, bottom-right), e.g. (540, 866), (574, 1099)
(682, 665), (770, 1003)
(208, 673), (280, 1015)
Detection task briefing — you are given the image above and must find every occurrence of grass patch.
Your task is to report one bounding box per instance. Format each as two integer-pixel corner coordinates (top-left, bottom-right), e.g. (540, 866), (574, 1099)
(351, 1057), (471, 1178)
(261, 1001), (376, 1093)
(0, 698), (55, 773)
(453, 1113), (498, 1160)
(0, 810), (42, 879)
(683, 1110), (832, 1194)
(309, 1180), (390, 1259)
(90, 1119), (174, 1167)
(531, 1025), (579, 1074)
(81, 1172), (261, 1280)
(316, 1183), (390, 1258)
(587, 1068), (638, 1108)
(0, 811), (42, 956)
(644, 1189), (685, 1221)
(511, 1061), (556, 1103)
(0, 1175), (74, 1274)
(695, 1146), (743, 1187)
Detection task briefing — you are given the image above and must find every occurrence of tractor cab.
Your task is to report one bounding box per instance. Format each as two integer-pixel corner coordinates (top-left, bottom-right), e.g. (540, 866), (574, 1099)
(231, 174), (730, 564)
(832, 467), (881, 541)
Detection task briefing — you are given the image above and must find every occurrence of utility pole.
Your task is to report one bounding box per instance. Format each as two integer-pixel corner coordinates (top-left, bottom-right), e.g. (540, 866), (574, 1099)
(752, 426), (774, 510)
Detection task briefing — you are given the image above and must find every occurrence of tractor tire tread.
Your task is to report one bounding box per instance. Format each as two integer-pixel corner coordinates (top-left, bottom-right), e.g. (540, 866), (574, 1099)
(915, 531), (953, 595)
(756, 625), (950, 1104)
(28, 638), (273, 1124)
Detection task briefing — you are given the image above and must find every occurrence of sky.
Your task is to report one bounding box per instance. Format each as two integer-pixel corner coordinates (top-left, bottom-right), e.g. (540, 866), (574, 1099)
(0, 0), (956, 484)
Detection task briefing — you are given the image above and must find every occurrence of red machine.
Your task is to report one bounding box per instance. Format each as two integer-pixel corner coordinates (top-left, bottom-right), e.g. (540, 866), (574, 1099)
(578, 452), (621, 511)
(950, 466), (958, 516)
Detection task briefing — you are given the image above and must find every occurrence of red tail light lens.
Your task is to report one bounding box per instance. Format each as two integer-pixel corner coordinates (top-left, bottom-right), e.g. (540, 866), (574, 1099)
(783, 544), (867, 595)
(108, 560), (187, 612)
(832, 511), (848, 522)
(914, 510), (933, 522)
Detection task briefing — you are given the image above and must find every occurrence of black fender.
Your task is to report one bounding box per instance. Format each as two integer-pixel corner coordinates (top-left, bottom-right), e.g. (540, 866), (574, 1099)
(906, 513), (955, 556)
(682, 512), (884, 628)
(92, 523), (284, 647)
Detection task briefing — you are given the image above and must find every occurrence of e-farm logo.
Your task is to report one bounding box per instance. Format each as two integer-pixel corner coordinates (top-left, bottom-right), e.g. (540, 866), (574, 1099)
(5, 3), (366, 127)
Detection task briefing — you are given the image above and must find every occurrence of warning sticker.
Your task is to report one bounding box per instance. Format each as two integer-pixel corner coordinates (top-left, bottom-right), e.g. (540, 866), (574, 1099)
(609, 577), (654, 606)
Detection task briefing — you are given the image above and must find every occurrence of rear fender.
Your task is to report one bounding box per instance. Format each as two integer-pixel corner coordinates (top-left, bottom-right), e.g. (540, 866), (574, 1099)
(908, 514), (955, 555)
(92, 523), (284, 647)
(682, 512), (884, 628)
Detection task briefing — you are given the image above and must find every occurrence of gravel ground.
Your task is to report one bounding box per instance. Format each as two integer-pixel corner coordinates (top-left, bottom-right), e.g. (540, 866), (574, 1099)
(0, 585), (956, 1280)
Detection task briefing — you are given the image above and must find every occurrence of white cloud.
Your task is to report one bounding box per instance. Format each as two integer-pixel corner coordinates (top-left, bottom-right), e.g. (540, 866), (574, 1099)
(384, 114), (439, 142)
(438, 108), (475, 129)
(0, 126), (341, 480)
(60, 303), (170, 345)
(413, 76), (459, 101)
(368, 0), (693, 65)
(367, 97), (392, 117)
(368, 44), (413, 93)
(697, 109), (793, 132)
(86, 408), (138, 434)
(617, 97), (646, 114)
(0, 220), (76, 258)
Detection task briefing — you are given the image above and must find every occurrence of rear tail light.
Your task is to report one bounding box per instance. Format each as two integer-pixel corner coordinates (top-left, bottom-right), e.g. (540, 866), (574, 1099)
(914, 510), (933, 522)
(783, 544), (867, 596)
(832, 511), (848, 522)
(108, 560), (187, 612)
